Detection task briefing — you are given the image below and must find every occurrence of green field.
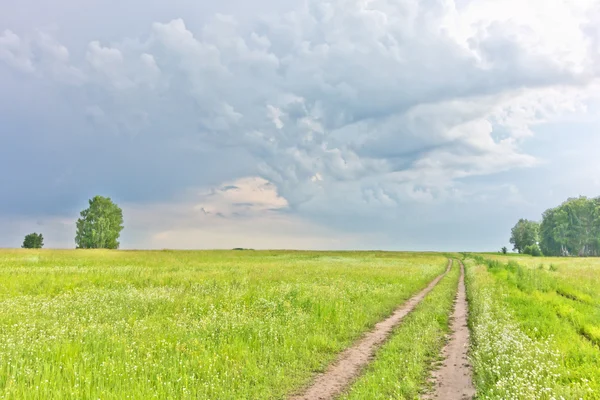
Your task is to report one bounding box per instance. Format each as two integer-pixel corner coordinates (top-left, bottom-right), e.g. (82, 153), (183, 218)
(0, 250), (446, 399)
(2, 249), (600, 399)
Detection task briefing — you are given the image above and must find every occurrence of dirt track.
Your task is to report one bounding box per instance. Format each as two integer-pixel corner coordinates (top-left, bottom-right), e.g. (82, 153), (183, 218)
(425, 260), (475, 400)
(289, 259), (452, 400)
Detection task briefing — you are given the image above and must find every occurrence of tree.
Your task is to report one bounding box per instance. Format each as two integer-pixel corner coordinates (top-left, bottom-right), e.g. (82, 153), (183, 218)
(539, 206), (563, 256)
(501, 246), (508, 254)
(509, 219), (539, 254)
(75, 196), (124, 249)
(22, 233), (44, 249)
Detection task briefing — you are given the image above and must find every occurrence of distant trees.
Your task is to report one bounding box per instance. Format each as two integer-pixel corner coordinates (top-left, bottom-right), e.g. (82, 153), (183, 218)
(501, 246), (508, 254)
(539, 196), (600, 257)
(22, 233), (44, 249)
(75, 196), (124, 249)
(509, 196), (600, 257)
(509, 219), (539, 254)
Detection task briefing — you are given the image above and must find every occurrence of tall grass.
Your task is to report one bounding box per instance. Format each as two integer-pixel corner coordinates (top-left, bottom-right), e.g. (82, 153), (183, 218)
(0, 250), (446, 399)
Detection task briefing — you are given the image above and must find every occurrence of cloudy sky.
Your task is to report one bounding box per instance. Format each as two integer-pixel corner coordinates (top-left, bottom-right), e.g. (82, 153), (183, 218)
(2, 0), (600, 250)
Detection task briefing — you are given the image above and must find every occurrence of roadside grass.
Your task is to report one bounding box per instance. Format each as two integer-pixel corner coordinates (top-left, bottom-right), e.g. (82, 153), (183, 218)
(0, 250), (446, 400)
(475, 254), (600, 351)
(465, 255), (598, 399)
(484, 253), (600, 310)
(339, 259), (460, 400)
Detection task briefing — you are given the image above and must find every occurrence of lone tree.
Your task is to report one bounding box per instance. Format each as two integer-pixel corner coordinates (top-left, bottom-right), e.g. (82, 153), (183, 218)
(75, 196), (124, 249)
(509, 218), (539, 254)
(22, 233), (44, 249)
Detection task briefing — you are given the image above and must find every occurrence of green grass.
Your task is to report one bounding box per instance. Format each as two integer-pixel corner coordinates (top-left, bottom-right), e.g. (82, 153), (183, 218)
(0, 249), (446, 400)
(465, 255), (599, 399)
(340, 259), (460, 400)
(484, 253), (600, 307)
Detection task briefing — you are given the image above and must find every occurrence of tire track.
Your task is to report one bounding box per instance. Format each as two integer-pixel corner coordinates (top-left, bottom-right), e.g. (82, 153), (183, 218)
(289, 259), (453, 400)
(425, 260), (475, 400)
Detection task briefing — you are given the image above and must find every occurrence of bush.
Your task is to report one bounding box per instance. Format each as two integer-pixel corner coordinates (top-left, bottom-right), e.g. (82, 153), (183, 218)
(523, 244), (543, 257)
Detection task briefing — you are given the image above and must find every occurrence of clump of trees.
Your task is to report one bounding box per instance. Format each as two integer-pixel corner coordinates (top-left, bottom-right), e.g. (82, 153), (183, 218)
(539, 196), (600, 257)
(510, 196), (600, 257)
(16, 196), (123, 250)
(75, 196), (124, 249)
(22, 233), (44, 249)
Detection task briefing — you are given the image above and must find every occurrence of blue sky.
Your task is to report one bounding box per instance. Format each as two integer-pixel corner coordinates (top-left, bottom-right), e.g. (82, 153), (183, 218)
(1, 0), (600, 250)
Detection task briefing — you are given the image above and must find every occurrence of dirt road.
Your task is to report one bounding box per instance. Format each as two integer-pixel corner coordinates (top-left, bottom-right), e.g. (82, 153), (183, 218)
(425, 259), (475, 400)
(290, 259), (452, 400)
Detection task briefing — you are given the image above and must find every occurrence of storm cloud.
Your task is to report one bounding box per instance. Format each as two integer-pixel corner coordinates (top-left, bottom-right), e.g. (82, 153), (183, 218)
(2, 0), (600, 249)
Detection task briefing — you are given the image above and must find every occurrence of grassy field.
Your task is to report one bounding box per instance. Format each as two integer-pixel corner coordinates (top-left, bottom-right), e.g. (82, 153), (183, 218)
(0, 249), (446, 399)
(465, 254), (600, 399)
(4, 249), (600, 399)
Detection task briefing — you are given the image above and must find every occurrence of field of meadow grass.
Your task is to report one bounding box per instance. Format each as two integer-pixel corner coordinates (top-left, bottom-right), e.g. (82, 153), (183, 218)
(0, 249), (447, 399)
(465, 254), (600, 399)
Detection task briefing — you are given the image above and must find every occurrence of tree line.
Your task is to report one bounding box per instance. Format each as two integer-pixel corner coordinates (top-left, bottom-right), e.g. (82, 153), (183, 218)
(22, 196), (124, 249)
(509, 196), (600, 257)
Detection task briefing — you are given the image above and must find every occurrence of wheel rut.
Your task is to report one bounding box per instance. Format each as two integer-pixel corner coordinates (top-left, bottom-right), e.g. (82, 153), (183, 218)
(425, 259), (475, 400)
(289, 259), (453, 400)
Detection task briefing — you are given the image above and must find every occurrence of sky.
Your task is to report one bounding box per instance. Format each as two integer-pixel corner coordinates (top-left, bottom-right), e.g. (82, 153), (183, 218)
(1, 0), (600, 251)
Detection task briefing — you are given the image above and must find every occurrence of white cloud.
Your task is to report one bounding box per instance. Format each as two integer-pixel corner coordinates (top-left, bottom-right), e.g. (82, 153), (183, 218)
(122, 176), (367, 249)
(192, 176), (288, 217)
(0, 29), (35, 73)
(35, 32), (86, 84)
(86, 41), (133, 89)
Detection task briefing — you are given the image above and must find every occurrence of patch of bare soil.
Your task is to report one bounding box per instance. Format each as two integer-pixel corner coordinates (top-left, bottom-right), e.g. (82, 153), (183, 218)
(289, 259), (452, 400)
(425, 260), (475, 400)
